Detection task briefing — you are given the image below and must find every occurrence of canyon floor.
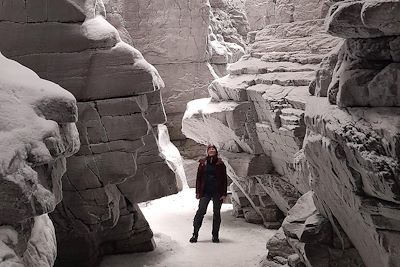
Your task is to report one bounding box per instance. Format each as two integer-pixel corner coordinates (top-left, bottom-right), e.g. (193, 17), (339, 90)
(100, 188), (275, 267)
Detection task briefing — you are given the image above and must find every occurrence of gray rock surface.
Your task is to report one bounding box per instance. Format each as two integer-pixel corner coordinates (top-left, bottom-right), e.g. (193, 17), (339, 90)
(327, 1), (400, 39)
(327, 37), (400, 107)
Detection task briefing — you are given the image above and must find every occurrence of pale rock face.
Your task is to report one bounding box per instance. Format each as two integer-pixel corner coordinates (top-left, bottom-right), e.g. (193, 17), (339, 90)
(182, 3), (372, 266)
(245, 0), (336, 30)
(304, 98), (400, 267)
(0, 53), (79, 267)
(300, 2), (400, 266)
(182, 98), (263, 154)
(245, 0), (276, 30)
(0, 1), (182, 266)
(327, 38), (400, 107)
(182, 19), (339, 228)
(103, 0), (247, 148)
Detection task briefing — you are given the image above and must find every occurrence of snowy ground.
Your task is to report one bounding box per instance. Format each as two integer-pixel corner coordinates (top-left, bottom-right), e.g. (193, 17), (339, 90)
(100, 188), (275, 267)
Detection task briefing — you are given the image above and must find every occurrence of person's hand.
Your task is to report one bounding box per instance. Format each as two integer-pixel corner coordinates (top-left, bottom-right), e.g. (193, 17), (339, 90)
(196, 194), (200, 199)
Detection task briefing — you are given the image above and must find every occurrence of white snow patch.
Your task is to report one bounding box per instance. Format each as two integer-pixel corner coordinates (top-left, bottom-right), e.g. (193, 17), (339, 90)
(100, 188), (275, 267)
(0, 53), (74, 174)
(82, 15), (121, 42)
(183, 98), (212, 120)
(157, 124), (188, 189)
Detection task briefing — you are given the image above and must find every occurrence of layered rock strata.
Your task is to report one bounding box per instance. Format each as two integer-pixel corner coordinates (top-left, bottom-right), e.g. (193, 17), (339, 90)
(245, 0), (334, 30)
(103, 0), (247, 150)
(0, 1), (181, 266)
(103, 0), (248, 191)
(183, 16), (341, 226)
(0, 53), (79, 266)
(182, 1), (377, 265)
(303, 2), (400, 266)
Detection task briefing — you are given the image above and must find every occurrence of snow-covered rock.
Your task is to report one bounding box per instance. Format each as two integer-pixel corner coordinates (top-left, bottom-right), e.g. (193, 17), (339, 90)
(304, 98), (400, 267)
(299, 1), (400, 266)
(181, 2), (376, 265)
(0, 1), (184, 266)
(0, 53), (79, 267)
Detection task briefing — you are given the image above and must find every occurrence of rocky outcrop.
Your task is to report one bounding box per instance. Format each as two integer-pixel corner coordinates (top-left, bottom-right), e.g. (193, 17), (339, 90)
(0, 53), (79, 266)
(325, 1), (400, 107)
(0, 1), (182, 266)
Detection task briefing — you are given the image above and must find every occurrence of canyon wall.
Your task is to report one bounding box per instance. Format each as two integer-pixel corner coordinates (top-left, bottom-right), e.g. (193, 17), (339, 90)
(0, 0), (182, 266)
(245, 0), (334, 30)
(183, 1), (341, 227)
(183, 0), (400, 266)
(103, 0), (248, 154)
(304, 1), (400, 266)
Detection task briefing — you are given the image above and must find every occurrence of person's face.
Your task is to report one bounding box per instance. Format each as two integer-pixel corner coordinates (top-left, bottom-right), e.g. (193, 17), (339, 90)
(207, 147), (217, 156)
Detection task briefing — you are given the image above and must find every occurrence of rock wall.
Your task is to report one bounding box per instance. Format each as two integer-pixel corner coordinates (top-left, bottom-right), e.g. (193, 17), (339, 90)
(245, 0), (335, 30)
(184, 0), (400, 266)
(304, 1), (400, 267)
(183, 14), (341, 225)
(0, 53), (79, 266)
(0, 0), (182, 266)
(103, 0), (247, 153)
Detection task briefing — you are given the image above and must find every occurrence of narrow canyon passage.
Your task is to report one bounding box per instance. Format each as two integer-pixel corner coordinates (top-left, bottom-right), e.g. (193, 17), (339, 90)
(1, 1), (400, 267)
(100, 188), (274, 267)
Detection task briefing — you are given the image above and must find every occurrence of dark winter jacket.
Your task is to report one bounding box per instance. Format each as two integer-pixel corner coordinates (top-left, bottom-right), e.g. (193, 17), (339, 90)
(195, 157), (228, 198)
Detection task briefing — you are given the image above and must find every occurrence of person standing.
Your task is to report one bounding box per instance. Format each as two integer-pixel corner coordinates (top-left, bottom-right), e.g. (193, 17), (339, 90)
(190, 145), (228, 243)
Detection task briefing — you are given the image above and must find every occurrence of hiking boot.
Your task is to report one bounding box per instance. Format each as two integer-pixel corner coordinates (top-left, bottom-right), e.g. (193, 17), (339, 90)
(189, 234), (198, 243)
(212, 236), (219, 243)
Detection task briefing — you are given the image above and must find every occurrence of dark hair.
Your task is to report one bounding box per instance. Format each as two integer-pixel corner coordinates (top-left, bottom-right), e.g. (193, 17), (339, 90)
(206, 145), (218, 155)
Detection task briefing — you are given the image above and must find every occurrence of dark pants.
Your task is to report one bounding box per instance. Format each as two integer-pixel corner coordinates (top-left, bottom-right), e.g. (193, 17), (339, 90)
(193, 194), (222, 237)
